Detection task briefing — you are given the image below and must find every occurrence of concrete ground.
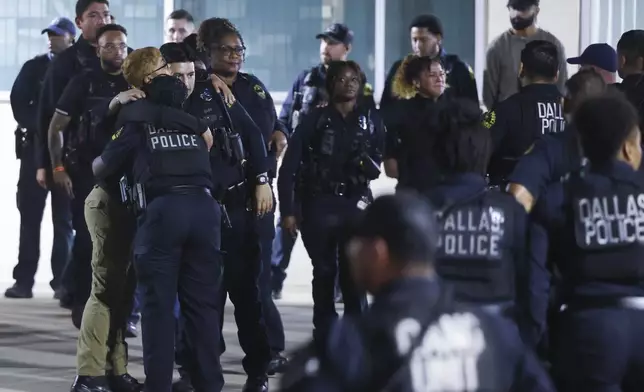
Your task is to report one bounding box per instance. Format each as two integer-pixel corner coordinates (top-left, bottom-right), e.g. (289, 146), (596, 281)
(0, 103), (396, 391)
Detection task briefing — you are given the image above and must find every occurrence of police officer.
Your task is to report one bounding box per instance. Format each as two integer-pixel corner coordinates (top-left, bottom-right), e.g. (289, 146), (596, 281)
(531, 93), (644, 391)
(5, 17), (75, 300)
(278, 60), (385, 345)
(275, 23), (376, 298)
(197, 17), (289, 377)
(507, 69), (607, 212)
(380, 14), (478, 110)
(185, 22), (275, 390)
(616, 30), (644, 133)
(426, 98), (548, 349)
(37, 0), (112, 310)
(93, 47), (223, 392)
(485, 39), (565, 187)
(382, 54), (447, 192)
(47, 24), (132, 327)
(280, 193), (556, 391)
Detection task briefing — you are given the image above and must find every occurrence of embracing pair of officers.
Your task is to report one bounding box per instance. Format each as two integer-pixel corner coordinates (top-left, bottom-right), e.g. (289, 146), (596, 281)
(75, 27), (275, 392)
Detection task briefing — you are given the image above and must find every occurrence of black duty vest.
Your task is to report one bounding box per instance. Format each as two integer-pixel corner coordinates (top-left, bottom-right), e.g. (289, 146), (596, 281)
(435, 190), (517, 303)
(303, 109), (375, 194)
(137, 104), (212, 192)
(75, 70), (129, 159)
(564, 172), (644, 281)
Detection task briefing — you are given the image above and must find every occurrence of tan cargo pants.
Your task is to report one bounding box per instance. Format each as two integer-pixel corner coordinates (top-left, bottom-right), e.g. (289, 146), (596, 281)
(77, 186), (136, 376)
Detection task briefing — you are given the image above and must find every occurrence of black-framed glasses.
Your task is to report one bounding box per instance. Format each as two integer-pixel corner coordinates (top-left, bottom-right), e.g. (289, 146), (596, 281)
(100, 42), (127, 52)
(213, 44), (246, 58)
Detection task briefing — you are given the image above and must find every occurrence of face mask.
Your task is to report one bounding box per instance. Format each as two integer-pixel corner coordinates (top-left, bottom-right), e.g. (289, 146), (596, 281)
(142, 74), (188, 108)
(510, 15), (535, 31)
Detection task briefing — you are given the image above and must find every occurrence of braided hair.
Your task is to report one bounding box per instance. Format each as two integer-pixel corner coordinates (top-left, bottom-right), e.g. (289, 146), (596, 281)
(197, 17), (246, 58)
(325, 60), (365, 99)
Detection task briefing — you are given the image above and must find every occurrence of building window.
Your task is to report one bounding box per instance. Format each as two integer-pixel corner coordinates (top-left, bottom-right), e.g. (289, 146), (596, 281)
(0, 0), (164, 92)
(175, 0), (375, 92)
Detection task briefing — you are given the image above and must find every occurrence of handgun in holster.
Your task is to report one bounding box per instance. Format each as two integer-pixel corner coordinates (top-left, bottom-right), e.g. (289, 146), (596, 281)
(132, 183), (147, 214)
(213, 186), (232, 229)
(119, 175), (133, 210)
(14, 126), (27, 160)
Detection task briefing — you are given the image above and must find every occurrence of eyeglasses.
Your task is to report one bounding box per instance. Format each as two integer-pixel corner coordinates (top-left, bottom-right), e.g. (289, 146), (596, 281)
(213, 44), (246, 58)
(100, 42), (127, 52)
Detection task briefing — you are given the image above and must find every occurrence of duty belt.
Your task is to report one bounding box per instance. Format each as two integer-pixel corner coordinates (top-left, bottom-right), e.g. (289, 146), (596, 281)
(222, 181), (251, 210)
(152, 185), (211, 200)
(315, 181), (364, 197)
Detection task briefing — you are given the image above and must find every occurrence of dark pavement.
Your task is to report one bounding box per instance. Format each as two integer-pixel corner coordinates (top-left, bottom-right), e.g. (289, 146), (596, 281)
(0, 297), (313, 391)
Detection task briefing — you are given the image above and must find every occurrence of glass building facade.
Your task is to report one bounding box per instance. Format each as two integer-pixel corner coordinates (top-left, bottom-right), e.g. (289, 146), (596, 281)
(0, 0), (476, 96)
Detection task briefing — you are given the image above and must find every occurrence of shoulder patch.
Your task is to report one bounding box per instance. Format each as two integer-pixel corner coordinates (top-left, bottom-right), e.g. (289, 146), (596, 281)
(363, 83), (373, 96)
(112, 127), (122, 140)
(482, 111), (496, 129)
(468, 65), (475, 80)
(253, 84), (266, 99)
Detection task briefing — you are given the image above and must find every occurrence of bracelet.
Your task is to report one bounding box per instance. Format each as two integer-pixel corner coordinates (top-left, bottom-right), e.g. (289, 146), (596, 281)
(53, 166), (65, 173)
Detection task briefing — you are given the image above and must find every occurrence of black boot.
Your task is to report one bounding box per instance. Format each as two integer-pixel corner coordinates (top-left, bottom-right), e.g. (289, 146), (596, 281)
(107, 373), (142, 392)
(242, 376), (269, 392)
(70, 376), (112, 392)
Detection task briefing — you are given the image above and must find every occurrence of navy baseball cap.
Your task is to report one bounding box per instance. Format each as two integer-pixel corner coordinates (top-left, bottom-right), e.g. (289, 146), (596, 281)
(42, 17), (76, 36)
(567, 43), (618, 73)
(316, 23), (353, 46)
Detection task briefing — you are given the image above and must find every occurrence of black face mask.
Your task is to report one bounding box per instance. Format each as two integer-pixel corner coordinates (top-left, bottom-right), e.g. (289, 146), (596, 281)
(142, 74), (188, 108)
(510, 15), (535, 31)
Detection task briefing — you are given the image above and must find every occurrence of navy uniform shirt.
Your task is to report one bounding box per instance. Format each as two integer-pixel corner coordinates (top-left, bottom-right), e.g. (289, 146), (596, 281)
(10, 53), (51, 134)
(485, 83), (565, 182)
(380, 48), (479, 111)
(278, 105), (385, 217)
(185, 79), (269, 191)
(508, 127), (583, 202)
(533, 161), (644, 302)
(382, 94), (445, 192)
(279, 64), (376, 133)
(230, 72), (288, 176)
(95, 122), (213, 194)
(425, 173), (550, 347)
(280, 277), (555, 392)
(37, 37), (133, 169)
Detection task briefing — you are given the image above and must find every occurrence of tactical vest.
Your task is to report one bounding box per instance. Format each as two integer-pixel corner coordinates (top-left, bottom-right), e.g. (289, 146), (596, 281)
(563, 171), (644, 282)
(435, 189), (517, 303)
(302, 109), (376, 195)
(72, 71), (128, 160)
(139, 115), (212, 192)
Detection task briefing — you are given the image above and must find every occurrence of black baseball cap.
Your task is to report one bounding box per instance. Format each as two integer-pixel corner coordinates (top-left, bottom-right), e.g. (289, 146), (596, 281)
(316, 23), (353, 46)
(42, 17), (76, 36)
(507, 0), (540, 11)
(567, 43), (617, 73)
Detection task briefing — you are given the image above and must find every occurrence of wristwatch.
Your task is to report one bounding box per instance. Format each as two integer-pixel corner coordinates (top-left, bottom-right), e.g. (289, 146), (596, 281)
(256, 173), (269, 185)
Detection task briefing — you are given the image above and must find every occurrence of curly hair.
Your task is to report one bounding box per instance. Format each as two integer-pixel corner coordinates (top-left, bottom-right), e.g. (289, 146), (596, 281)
(325, 60), (365, 98)
(197, 17), (245, 54)
(392, 54), (442, 99)
(122, 47), (164, 88)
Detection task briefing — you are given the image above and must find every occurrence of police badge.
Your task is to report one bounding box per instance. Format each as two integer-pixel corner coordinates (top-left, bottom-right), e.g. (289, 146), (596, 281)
(200, 89), (213, 102)
(253, 84), (266, 99)
(359, 115), (367, 130)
